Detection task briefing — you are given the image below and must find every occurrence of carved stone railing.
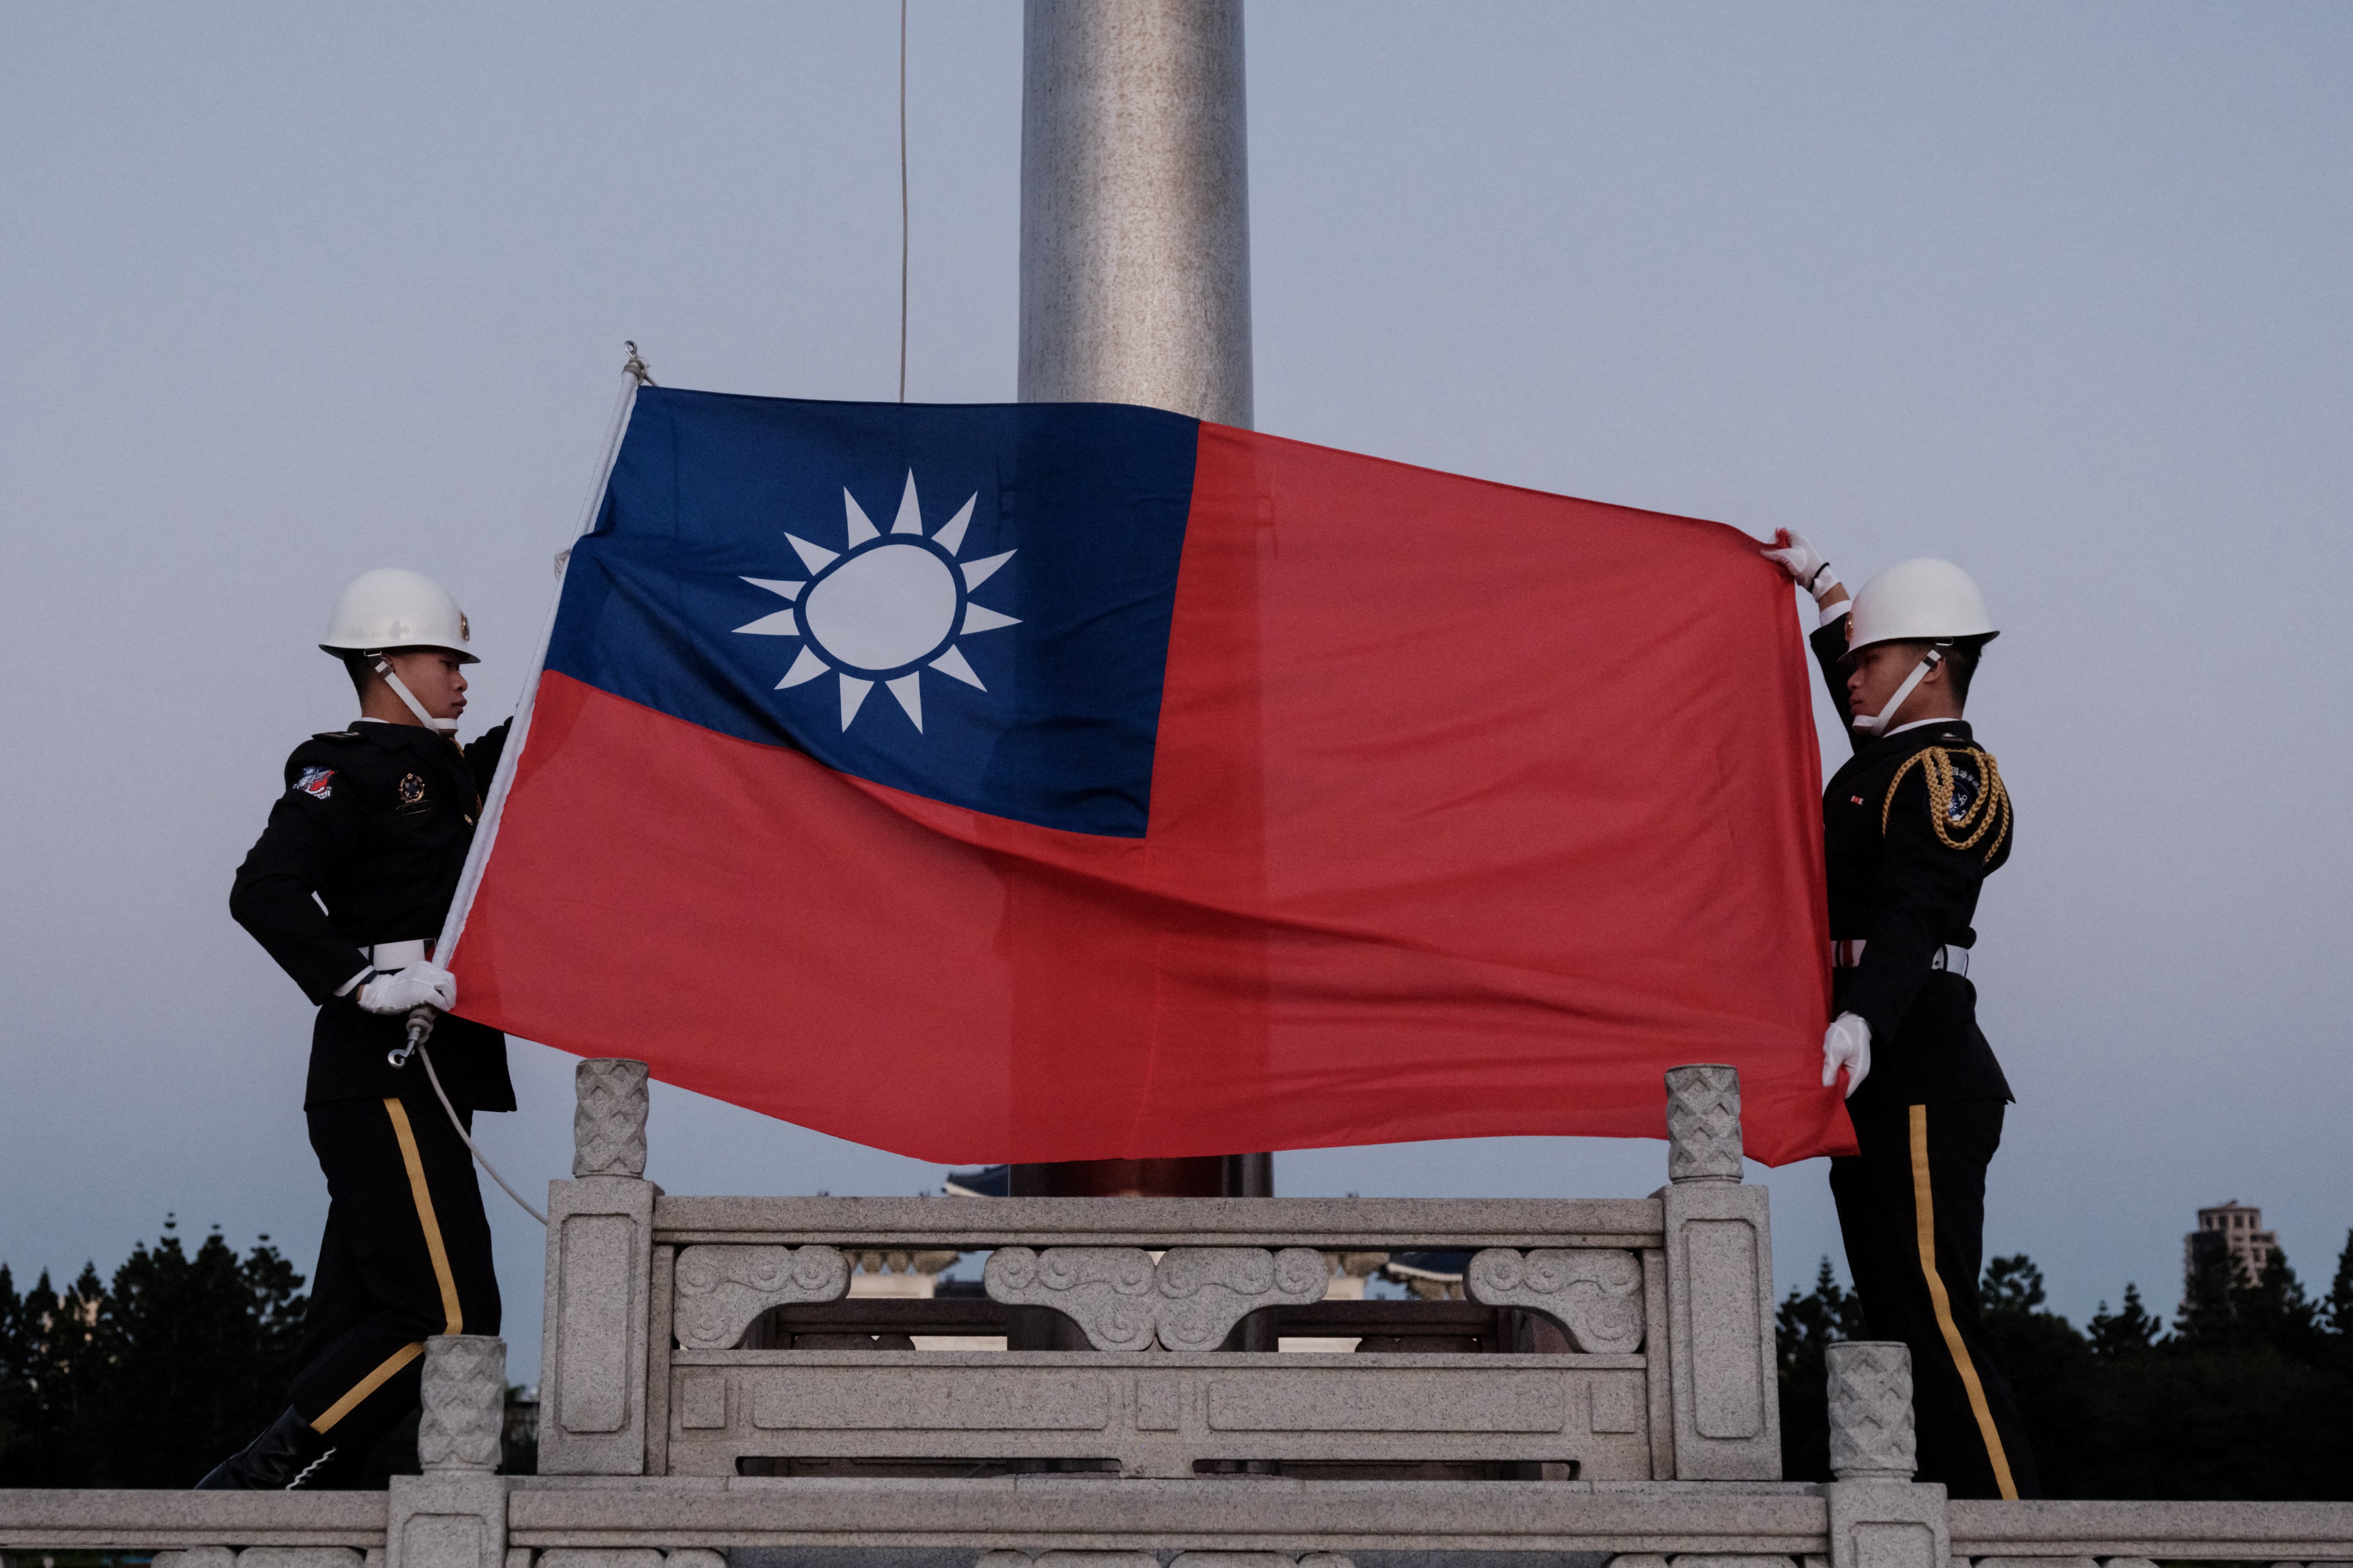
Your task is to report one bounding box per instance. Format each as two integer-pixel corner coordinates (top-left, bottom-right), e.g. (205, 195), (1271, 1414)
(525, 1060), (1781, 1482)
(8, 1068), (2343, 1568)
(636, 1195), (1684, 1481)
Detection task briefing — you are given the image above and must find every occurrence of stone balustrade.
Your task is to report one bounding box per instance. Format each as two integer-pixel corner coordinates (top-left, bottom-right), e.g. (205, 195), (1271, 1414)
(5, 1063), (2346, 1568)
(530, 1061), (1779, 1483)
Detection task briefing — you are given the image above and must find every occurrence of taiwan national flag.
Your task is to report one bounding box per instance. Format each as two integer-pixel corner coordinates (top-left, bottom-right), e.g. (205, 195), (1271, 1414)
(443, 387), (1847, 1165)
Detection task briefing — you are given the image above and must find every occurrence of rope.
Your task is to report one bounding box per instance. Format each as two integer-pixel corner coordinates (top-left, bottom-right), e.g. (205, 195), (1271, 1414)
(419, 1036), (549, 1227)
(898, 0), (909, 402)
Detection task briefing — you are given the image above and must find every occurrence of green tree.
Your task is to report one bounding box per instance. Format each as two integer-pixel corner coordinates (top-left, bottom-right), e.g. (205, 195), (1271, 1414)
(1978, 1254), (2097, 1497)
(83, 1220), (309, 1484)
(0, 1220), (309, 1488)
(2322, 1228), (2353, 1339)
(6, 1263), (110, 1485)
(2174, 1236), (2241, 1350)
(2230, 1247), (2319, 1359)
(0, 1265), (32, 1472)
(2086, 1283), (2160, 1358)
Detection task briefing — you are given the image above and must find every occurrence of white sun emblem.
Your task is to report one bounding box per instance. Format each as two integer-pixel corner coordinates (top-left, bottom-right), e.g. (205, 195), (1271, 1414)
(732, 471), (1017, 732)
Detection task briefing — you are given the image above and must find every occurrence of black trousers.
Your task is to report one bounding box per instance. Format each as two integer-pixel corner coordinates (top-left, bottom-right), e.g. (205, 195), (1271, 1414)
(289, 1097), (501, 1470)
(1830, 1098), (2040, 1500)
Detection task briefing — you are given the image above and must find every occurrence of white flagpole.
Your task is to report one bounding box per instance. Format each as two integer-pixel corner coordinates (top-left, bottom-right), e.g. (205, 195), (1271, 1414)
(435, 356), (645, 970)
(400, 354), (646, 1227)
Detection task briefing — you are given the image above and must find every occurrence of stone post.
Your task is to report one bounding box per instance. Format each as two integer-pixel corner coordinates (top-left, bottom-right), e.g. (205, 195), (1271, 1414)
(419, 1335), (507, 1470)
(1828, 1340), (1917, 1481)
(1665, 1062), (1743, 1183)
(1823, 1341), (1951, 1568)
(1658, 1065), (1780, 1478)
(388, 1336), (509, 1568)
(538, 1059), (657, 1475)
(572, 1057), (651, 1178)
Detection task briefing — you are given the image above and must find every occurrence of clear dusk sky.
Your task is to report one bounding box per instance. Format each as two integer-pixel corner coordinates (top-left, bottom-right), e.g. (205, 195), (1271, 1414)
(4, 3), (2349, 1381)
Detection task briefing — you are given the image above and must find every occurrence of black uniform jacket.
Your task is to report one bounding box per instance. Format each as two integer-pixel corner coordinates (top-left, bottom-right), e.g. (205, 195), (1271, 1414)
(1812, 622), (2014, 1109)
(230, 719), (517, 1113)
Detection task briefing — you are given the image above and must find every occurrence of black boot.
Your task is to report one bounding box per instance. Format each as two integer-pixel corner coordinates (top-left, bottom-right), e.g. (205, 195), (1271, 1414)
(194, 1406), (338, 1489)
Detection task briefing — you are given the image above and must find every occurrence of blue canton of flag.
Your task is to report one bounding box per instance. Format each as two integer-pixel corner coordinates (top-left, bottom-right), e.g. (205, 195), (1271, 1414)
(546, 390), (1200, 837)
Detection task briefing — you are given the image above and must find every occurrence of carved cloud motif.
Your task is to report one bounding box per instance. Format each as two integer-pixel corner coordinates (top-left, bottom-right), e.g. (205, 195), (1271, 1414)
(673, 1244), (852, 1351)
(1155, 1247), (1328, 1350)
(985, 1247), (1159, 1351)
(985, 1246), (1328, 1351)
(1464, 1248), (1646, 1354)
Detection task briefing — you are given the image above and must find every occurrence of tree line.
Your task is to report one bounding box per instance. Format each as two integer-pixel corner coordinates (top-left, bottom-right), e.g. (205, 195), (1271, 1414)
(0, 1218), (532, 1488)
(1777, 1232), (2353, 1497)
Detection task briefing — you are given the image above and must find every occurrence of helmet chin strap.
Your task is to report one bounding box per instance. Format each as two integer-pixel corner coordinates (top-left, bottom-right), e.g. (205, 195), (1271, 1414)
(373, 656), (461, 734)
(1852, 647), (1943, 737)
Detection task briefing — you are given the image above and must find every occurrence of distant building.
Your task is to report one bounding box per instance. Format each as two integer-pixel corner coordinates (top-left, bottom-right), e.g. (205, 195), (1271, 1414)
(2185, 1199), (2279, 1286)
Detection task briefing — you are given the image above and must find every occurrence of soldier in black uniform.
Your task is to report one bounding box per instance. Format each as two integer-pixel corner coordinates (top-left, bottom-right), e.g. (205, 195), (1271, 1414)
(1764, 532), (2039, 1501)
(200, 568), (516, 1489)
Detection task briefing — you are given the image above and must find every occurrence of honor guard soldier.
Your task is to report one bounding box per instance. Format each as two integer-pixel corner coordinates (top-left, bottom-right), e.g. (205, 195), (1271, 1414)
(1764, 532), (2040, 1501)
(201, 568), (516, 1489)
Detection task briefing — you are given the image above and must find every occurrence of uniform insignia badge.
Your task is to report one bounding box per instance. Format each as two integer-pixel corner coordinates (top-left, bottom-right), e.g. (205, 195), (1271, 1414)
(1947, 767), (1980, 824)
(1850, 795), (1865, 806)
(398, 772), (428, 809)
(295, 766), (336, 799)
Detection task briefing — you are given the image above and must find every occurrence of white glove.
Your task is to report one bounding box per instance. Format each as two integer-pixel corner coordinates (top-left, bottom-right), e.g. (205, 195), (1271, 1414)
(1822, 1012), (1871, 1098)
(358, 961), (457, 1016)
(1762, 529), (1836, 593)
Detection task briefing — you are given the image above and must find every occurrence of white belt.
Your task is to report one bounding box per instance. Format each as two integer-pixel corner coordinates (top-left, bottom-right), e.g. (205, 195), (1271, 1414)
(1831, 939), (1969, 976)
(368, 939), (434, 970)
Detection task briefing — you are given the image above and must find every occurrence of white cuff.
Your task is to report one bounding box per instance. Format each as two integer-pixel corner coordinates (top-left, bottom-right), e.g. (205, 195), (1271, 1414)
(336, 965), (375, 998)
(1816, 594), (1852, 628)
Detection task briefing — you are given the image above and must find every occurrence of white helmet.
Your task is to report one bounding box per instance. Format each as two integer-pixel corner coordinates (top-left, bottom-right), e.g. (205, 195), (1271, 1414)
(1844, 559), (1996, 737)
(320, 568), (477, 663)
(320, 568), (475, 734)
(1846, 558), (1997, 653)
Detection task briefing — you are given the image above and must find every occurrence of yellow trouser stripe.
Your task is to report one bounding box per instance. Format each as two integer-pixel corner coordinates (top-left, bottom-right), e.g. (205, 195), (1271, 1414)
(312, 1340), (423, 1433)
(305, 1101), (467, 1436)
(1909, 1104), (2018, 1501)
(385, 1098), (465, 1335)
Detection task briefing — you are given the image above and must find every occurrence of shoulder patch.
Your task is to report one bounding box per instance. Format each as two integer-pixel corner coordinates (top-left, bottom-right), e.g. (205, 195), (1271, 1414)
(311, 729), (363, 742)
(292, 765), (337, 800)
(1882, 744), (2010, 860)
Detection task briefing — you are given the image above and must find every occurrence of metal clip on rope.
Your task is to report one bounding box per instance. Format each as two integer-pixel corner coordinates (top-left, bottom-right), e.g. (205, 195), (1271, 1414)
(389, 1003), (434, 1069)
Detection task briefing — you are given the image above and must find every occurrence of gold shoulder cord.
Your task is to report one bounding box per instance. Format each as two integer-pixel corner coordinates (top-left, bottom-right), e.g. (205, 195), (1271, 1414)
(1882, 746), (2011, 861)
